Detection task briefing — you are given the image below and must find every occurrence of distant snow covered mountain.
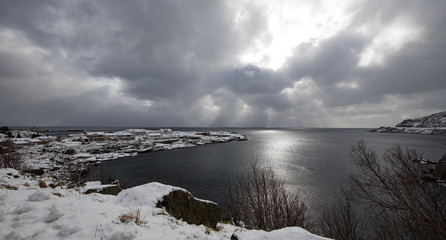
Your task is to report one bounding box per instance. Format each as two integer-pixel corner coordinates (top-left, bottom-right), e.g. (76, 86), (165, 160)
(396, 111), (446, 128)
(371, 111), (446, 135)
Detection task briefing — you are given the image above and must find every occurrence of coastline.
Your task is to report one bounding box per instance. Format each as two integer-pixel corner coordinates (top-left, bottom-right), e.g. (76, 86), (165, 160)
(1, 128), (247, 180)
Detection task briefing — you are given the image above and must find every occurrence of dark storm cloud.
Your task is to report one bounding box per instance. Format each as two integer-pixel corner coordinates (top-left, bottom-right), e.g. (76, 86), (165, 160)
(286, 32), (367, 86)
(0, 0), (268, 126)
(1, 0), (446, 127)
(0, 0), (266, 96)
(224, 64), (290, 95)
(90, 0), (240, 99)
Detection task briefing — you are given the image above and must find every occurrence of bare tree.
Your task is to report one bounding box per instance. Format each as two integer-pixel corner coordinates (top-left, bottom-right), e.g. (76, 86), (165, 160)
(349, 140), (446, 239)
(226, 161), (308, 231)
(317, 189), (364, 240)
(0, 139), (23, 169)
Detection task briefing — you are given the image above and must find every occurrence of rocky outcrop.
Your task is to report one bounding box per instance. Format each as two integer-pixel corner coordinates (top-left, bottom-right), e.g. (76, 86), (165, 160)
(156, 189), (221, 229)
(84, 184), (122, 195)
(83, 181), (122, 195)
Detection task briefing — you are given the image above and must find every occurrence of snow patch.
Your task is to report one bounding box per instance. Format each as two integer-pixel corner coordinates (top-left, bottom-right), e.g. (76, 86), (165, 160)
(44, 205), (64, 223)
(28, 190), (52, 202)
(233, 227), (330, 240)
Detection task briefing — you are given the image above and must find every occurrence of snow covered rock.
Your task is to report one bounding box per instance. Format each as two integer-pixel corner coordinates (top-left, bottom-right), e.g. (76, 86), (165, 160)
(115, 182), (221, 228)
(115, 182), (179, 207)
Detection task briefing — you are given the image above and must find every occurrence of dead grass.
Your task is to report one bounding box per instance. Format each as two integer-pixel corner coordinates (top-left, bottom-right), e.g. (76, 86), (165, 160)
(49, 179), (63, 188)
(39, 180), (47, 188)
(118, 208), (144, 225)
(23, 182), (31, 187)
(52, 192), (63, 197)
(155, 210), (168, 216)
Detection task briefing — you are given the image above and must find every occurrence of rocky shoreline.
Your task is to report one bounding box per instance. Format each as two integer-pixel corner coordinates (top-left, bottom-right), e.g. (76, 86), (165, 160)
(0, 128), (247, 180)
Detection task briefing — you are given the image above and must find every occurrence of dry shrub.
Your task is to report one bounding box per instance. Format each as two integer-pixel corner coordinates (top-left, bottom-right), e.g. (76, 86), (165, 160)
(317, 190), (364, 240)
(348, 141), (446, 239)
(0, 139), (24, 169)
(226, 161), (308, 231)
(318, 140), (446, 240)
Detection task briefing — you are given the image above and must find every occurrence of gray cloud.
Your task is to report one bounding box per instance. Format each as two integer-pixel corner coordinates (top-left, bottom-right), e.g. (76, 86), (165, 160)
(280, 0), (446, 116)
(0, 0), (445, 127)
(224, 65), (291, 95)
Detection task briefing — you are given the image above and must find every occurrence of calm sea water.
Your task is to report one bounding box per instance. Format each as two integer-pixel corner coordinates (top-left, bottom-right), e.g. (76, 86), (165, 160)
(87, 128), (446, 210)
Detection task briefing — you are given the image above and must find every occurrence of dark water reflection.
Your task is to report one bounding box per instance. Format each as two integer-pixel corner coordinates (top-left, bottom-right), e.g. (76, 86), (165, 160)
(90, 128), (446, 210)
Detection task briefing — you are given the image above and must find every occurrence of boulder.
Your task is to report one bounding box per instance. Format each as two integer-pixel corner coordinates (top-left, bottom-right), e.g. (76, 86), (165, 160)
(156, 189), (221, 229)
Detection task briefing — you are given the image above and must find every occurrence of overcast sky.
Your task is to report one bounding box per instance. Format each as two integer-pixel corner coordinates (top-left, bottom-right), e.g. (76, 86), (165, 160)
(1, 0), (445, 127)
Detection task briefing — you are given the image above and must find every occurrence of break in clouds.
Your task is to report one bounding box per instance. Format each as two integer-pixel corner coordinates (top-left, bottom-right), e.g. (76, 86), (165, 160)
(1, 0), (446, 127)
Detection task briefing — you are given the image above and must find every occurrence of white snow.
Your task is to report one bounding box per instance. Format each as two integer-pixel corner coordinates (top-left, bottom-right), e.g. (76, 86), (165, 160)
(0, 169), (329, 240)
(233, 227), (329, 240)
(114, 182), (183, 208)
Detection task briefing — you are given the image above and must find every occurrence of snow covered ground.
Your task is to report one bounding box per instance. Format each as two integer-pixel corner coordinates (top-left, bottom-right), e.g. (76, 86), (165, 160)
(0, 169), (329, 240)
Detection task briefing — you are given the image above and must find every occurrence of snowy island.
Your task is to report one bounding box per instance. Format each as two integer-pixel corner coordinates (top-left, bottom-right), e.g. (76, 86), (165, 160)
(0, 128), (247, 179)
(370, 111), (446, 135)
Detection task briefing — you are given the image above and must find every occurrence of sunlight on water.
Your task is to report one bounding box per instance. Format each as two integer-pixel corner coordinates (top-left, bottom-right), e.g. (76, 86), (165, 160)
(256, 130), (310, 185)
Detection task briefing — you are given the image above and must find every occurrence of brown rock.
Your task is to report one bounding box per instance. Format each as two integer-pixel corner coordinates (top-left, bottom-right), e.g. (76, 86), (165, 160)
(84, 184), (122, 195)
(156, 190), (221, 229)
